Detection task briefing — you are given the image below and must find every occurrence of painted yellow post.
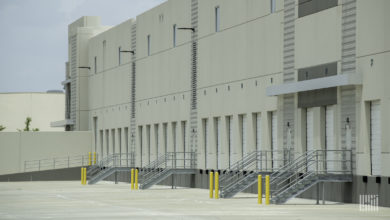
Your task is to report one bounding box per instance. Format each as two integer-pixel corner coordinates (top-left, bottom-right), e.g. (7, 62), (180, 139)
(88, 152), (92, 166)
(93, 152), (97, 165)
(84, 167), (87, 185)
(215, 172), (219, 199)
(131, 168), (134, 190)
(258, 175), (262, 204)
(135, 169), (139, 190)
(81, 167), (84, 185)
(209, 172), (214, 198)
(265, 175), (270, 205)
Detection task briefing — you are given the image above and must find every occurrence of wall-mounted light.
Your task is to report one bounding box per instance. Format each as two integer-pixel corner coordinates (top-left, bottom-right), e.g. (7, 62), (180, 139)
(120, 50), (135, 55)
(370, 58), (374, 67)
(346, 117), (350, 124)
(178, 27), (195, 32)
(78, 66), (91, 70)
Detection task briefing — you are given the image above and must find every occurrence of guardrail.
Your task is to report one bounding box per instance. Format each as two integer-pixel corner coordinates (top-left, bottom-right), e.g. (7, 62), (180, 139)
(24, 154), (96, 172)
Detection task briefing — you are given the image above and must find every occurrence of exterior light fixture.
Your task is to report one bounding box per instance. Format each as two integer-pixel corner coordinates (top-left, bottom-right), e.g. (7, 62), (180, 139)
(120, 50), (135, 54)
(78, 66), (91, 70)
(178, 27), (195, 32)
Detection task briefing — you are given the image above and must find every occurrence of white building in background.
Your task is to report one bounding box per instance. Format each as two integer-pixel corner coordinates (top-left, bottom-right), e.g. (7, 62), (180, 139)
(0, 92), (65, 131)
(61, 0), (390, 206)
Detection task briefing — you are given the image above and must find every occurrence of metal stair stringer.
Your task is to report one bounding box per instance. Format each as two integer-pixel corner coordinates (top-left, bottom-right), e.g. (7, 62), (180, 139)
(139, 152), (197, 190)
(270, 150), (353, 204)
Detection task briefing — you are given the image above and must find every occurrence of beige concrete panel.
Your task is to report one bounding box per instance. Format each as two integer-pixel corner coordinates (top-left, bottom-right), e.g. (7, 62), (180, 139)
(197, 0), (277, 39)
(356, 0), (390, 57)
(295, 6), (341, 69)
(0, 132), (21, 175)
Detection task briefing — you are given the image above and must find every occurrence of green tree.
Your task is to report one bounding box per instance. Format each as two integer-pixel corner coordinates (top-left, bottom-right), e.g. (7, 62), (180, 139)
(18, 117), (39, 132)
(0, 125), (5, 131)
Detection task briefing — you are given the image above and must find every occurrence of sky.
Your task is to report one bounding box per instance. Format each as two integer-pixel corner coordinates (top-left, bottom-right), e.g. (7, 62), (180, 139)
(0, 0), (166, 93)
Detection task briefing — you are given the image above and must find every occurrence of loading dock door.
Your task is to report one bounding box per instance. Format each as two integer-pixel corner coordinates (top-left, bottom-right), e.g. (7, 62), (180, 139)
(204, 119), (209, 169)
(242, 115), (247, 158)
(271, 112), (278, 168)
(325, 106), (335, 172)
(228, 116), (233, 168)
(306, 108), (314, 171)
(216, 118), (221, 169)
(256, 113), (262, 169)
(256, 113), (262, 151)
(371, 101), (381, 176)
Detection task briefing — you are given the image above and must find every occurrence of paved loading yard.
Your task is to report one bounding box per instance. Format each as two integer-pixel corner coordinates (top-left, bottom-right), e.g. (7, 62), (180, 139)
(0, 181), (389, 220)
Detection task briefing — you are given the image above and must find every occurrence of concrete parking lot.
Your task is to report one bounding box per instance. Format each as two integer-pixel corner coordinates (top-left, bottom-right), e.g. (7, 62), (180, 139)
(0, 181), (389, 220)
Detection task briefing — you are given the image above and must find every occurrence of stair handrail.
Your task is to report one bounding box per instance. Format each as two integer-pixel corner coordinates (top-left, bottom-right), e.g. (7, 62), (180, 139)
(140, 152), (197, 188)
(271, 156), (318, 197)
(270, 150), (317, 183)
(270, 149), (353, 202)
(219, 152), (258, 186)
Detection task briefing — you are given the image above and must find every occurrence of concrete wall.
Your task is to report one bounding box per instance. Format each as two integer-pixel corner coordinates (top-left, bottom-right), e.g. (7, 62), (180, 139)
(0, 167), (82, 182)
(0, 132), (92, 175)
(0, 93), (65, 131)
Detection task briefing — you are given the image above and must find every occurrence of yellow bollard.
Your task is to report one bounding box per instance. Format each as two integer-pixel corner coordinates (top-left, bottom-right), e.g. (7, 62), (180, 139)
(135, 169), (139, 190)
(265, 175), (270, 205)
(258, 175), (262, 204)
(93, 152), (97, 165)
(215, 172), (219, 199)
(88, 152), (92, 166)
(84, 167), (87, 185)
(209, 172), (214, 199)
(131, 168), (134, 190)
(81, 167), (84, 185)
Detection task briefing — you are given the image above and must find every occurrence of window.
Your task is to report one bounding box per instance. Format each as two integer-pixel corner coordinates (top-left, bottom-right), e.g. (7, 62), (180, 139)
(298, 0), (338, 18)
(215, 6), (220, 32)
(147, 35), (151, 56)
(271, 0), (276, 13)
(173, 24), (176, 47)
(94, 56), (97, 74)
(118, 47), (121, 65)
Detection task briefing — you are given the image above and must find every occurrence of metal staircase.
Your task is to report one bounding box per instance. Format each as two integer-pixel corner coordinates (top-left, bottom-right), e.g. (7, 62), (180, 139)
(139, 152), (196, 189)
(220, 150), (288, 198)
(88, 153), (134, 185)
(270, 150), (352, 204)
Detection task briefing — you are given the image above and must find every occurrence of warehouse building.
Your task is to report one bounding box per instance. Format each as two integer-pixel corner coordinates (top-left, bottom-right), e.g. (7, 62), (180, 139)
(61, 0), (390, 206)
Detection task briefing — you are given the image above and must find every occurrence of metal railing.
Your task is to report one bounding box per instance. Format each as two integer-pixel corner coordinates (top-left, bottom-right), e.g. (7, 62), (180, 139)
(24, 154), (92, 172)
(219, 150), (293, 194)
(95, 153), (134, 169)
(270, 149), (352, 201)
(140, 152), (196, 187)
